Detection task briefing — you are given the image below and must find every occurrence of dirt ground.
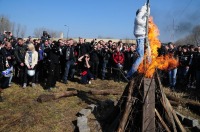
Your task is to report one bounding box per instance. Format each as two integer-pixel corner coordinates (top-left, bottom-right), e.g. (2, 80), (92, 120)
(0, 79), (126, 132)
(0, 78), (199, 132)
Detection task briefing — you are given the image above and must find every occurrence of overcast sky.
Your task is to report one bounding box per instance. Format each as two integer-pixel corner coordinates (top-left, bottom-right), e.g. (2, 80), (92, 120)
(0, 0), (199, 42)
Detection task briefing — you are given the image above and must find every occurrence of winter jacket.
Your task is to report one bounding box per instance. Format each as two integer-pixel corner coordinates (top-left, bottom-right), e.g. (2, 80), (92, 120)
(62, 46), (75, 61)
(193, 51), (200, 70)
(0, 48), (6, 71)
(134, 4), (150, 38)
(25, 51), (38, 68)
(43, 44), (60, 64)
(1, 48), (15, 66)
(179, 52), (190, 67)
(90, 50), (100, 63)
(14, 44), (27, 64)
(112, 51), (124, 65)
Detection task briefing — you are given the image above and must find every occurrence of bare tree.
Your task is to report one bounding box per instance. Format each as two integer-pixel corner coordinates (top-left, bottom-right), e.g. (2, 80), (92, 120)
(20, 25), (26, 38)
(48, 30), (60, 38)
(33, 27), (46, 38)
(0, 15), (12, 34)
(15, 24), (21, 38)
(33, 27), (60, 38)
(192, 25), (200, 46)
(175, 24), (200, 46)
(11, 22), (16, 36)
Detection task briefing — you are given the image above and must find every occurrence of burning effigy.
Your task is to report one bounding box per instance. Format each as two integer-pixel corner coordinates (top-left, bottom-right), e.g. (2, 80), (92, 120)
(138, 17), (179, 78)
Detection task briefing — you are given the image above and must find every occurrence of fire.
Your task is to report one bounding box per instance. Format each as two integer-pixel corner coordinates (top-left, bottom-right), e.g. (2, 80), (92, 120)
(138, 17), (178, 78)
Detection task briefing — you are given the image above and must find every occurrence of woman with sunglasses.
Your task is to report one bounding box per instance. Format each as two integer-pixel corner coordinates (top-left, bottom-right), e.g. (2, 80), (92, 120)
(78, 54), (94, 84)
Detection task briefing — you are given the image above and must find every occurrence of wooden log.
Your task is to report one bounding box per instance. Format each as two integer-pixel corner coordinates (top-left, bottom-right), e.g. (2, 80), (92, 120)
(117, 80), (135, 132)
(155, 72), (177, 132)
(155, 71), (186, 132)
(88, 89), (121, 95)
(142, 77), (155, 132)
(169, 100), (180, 107)
(37, 90), (78, 103)
(165, 96), (186, 132)
(155, 108), (171, 132)
(165, 94), (181, 103)
(166, 93), (200, 115)
(160, 98), (177, 132)
(105, 80), (134, 131)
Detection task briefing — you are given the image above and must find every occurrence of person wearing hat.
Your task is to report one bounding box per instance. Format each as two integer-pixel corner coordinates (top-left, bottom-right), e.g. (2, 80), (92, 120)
(23, 43), (38, 88)
(126, 3), (150, 79)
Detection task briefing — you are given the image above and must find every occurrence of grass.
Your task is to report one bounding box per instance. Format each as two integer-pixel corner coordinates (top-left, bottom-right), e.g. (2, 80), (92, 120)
(0, 79), (126, 132)
(0, 78), (200, 132)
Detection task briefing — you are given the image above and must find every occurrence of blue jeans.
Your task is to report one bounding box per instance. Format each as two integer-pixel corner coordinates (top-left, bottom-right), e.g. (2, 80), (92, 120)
(62, 60), (75, 82)
(102, 61), (108, 79)
(196, 70), (200, 89)
(127, 38), (144, 78)
(81, 70), (94, 84)
(168, 68), (177, 88)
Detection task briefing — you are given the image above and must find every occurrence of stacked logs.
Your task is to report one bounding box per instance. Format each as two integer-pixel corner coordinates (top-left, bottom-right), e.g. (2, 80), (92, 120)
(105, 72), (186, 132)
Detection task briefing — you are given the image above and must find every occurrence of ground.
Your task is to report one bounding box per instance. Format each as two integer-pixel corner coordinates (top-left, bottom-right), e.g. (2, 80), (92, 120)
(0, 79), (126, 132)
(0, 78), (199, 132)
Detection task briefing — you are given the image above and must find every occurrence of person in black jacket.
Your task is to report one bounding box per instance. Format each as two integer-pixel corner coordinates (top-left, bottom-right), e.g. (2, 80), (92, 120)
(0, 41), (7, 101)
(1, 42), (15, 88)
(41, 31), (51, 43)
(177, 45), (190, 87)
(62, 38), (76, 84)
(123, 44), (138, 74)
(43, 40), (60, 90)
(78, 54), (94, 84)
(77, 37), (89, 57)
(14, 38), (27, 86)
(90, 45), (100, 79)
(193, 46), (200, 90)
(187, 45), (196, 88)
(58, 39), (66, 82)
(100, 46), (111, 80)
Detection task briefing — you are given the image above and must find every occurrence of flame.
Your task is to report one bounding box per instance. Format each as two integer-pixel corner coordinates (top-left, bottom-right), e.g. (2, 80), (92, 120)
(138, 17), (179, 78)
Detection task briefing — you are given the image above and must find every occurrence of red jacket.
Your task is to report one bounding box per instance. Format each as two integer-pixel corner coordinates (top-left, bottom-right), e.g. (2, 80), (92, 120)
(113, 51), (124, 64)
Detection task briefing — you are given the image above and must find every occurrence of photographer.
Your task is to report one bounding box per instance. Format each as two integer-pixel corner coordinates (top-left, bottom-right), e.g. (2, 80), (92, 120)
(89, 44), (100, 79)
(100, 45), (111, 80)
(43, 40), (60, 90)
(0, 31), (16, 43)
(78, 54), (94, 84)
(41, 31), (51, 43)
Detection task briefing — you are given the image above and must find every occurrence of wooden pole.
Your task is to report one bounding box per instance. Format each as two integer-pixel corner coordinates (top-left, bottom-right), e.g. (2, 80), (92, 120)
(117, 81), (135, 132)
(142, 77), (155, 132)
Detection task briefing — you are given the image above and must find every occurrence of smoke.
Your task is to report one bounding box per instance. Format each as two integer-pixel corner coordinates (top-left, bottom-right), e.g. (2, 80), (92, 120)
(174, 8), (200, 39)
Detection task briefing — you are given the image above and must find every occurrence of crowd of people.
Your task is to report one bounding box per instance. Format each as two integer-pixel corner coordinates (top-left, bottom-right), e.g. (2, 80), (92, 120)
(0, 31), (139, 90)
(0, 30), (199, 95)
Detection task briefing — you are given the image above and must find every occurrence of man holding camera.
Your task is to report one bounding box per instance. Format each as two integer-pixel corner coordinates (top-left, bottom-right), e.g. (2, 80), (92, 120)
(41, 31), (51, 43)
(43, 40), (60, 90)
(0, 31), (16, 44)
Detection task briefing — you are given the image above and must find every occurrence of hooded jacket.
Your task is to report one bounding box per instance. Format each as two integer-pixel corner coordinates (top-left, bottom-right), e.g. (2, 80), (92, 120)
(134, 4), (150, 38)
